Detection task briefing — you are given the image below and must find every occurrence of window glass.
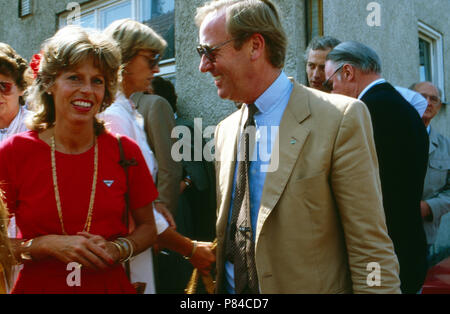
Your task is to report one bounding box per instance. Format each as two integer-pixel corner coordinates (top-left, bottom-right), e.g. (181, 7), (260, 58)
(80, 13), (95, 29)
(419, 38), (431, 82)
(306, 0), (323, 42)
(101, 1), (132, 29)
(141, 0), (175, 60)
(58, 0), (176, 74)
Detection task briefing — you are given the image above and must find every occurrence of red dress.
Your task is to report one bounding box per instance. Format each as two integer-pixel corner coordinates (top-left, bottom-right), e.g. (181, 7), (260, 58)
(0, 131), (158, 294)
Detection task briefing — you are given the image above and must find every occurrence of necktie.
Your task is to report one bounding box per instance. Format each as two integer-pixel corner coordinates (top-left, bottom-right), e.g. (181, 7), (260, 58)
(226, 103), (259, 294)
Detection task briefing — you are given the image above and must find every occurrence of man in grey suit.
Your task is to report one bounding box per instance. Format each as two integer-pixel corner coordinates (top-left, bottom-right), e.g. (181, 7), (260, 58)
(411, 81), (450, 262)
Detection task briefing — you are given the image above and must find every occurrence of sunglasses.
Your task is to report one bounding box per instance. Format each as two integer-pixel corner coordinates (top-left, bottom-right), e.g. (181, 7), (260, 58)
(0, 81), (14, 95)
(138, 53), (162, 69)
(197, 38), (238, 63)
(322, 64), (344, 91)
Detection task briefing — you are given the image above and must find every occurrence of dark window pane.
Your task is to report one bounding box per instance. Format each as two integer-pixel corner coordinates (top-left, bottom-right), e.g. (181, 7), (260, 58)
(141, 0), (175, 60)
(419, 38), (431, 82)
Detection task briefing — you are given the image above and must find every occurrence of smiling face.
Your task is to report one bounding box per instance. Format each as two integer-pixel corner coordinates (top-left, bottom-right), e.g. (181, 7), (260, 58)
(0, 72), (23, 128)
(198, 12), (252, 103)
(49, 57), (105, 128)
(122, 50), (160, 98)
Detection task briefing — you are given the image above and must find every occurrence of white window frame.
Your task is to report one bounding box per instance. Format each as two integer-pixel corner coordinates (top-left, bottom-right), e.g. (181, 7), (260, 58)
(58, 0), (176, 78)
(418, 21), (445, 101)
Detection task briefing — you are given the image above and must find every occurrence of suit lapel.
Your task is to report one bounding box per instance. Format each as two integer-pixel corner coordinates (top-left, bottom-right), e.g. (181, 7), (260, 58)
(429, 127), (438, 154)
(256, 82), (311, 241)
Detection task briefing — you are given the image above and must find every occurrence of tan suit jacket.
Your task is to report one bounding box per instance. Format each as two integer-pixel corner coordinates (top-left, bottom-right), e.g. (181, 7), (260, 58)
(214, 81), (401, 293)
(131, 92), (182, 215)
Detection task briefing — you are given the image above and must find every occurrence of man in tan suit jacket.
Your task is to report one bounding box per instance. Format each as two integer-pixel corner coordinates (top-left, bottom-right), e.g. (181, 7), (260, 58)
(196, 0), (400, 293)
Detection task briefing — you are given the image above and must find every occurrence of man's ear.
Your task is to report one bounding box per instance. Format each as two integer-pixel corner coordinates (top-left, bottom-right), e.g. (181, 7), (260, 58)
(342, 64), (355, 81)
(249, 33), (265, 61)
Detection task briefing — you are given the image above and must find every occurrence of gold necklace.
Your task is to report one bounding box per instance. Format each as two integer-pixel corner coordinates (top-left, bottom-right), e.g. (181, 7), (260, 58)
(51, 136), (98, 235)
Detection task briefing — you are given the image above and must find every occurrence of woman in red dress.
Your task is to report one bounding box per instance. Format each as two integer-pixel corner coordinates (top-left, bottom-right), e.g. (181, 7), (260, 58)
(0, 25), (158, 293)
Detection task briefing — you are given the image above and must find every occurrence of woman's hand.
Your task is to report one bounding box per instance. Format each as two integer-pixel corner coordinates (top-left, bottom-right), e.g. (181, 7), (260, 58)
(190, 241), (216, 276)
(154, 202), (176, 228)
(77, 232), (121, 264)
(32, 233), (116, 270)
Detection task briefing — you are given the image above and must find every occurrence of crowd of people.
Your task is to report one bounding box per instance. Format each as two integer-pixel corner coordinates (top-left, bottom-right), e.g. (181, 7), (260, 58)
(0, 0), (449, 294)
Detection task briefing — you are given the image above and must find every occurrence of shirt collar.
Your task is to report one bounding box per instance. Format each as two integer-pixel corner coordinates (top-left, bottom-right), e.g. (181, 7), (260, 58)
(115, 92), (135, 114)
(254, 71), (291, 114)
(358, 78), (387, 99)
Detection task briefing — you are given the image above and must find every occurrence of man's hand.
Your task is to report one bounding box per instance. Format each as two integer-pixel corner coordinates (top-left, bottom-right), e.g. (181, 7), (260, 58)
(420, 201), (433, 221)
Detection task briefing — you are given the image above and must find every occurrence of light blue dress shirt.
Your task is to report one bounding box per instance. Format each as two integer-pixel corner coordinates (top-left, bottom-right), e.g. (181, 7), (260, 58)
(225, 71), (293, 293)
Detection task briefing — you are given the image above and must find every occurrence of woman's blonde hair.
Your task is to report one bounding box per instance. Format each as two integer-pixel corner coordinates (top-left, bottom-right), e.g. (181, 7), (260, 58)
(195, 0), (287, 69)
(0, 43), (30, 105)
(0, 190), (15, 290)
(27, 25), (121, 135)
(104, 18), (167, 66)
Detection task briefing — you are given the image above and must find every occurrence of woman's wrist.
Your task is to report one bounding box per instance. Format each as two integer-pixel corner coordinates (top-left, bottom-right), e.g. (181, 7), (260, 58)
(113, 237), (136, 263)
(108, 241), (122, 263)
(183, 239), (198, 260)
(13, 235), (53, 263)
(19, 239), (34, 262)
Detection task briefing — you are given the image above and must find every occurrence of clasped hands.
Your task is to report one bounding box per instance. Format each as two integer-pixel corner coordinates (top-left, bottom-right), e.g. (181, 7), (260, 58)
(34, 232), (121, 270)
(36, 232), (216, 275)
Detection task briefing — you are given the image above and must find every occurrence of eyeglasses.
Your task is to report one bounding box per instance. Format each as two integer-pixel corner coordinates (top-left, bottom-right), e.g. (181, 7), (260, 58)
(420, 93), (440, 105)
(138, 53), (162, 69)
(197, 38), (237, 62)
(0, 81), (14, 95)
(322, 64), (344, 91)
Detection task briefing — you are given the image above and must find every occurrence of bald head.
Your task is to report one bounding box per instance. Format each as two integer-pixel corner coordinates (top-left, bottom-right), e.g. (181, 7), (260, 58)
(411, 81), (442, 126)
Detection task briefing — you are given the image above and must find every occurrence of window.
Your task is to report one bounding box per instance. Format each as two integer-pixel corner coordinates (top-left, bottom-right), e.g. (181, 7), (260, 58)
(418, 22), (445, 101)
(19, 0), (33, 18)
(59, 0), (175, 78)
(306, 0), (323, 42)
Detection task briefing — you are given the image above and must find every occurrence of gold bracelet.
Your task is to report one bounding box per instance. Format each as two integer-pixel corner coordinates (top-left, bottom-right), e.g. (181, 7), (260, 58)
(20, 239), (34, 262)
(116, 237), (134, 262)
(111, 241), (123, 261)
(113, 239), (129, 262)
(184, 240), (197, 260)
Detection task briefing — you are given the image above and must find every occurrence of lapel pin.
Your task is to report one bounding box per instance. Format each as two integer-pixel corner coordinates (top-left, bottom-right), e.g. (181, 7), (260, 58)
(103, 180), (114, 187)
(290, 139), (297, 145)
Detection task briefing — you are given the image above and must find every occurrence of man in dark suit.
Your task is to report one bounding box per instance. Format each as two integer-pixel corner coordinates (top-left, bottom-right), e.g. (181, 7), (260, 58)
(325, 41), (429, 293)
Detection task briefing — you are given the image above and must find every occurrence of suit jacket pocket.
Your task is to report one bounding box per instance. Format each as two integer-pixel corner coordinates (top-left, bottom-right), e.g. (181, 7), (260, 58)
(428, 159), (450, 190)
